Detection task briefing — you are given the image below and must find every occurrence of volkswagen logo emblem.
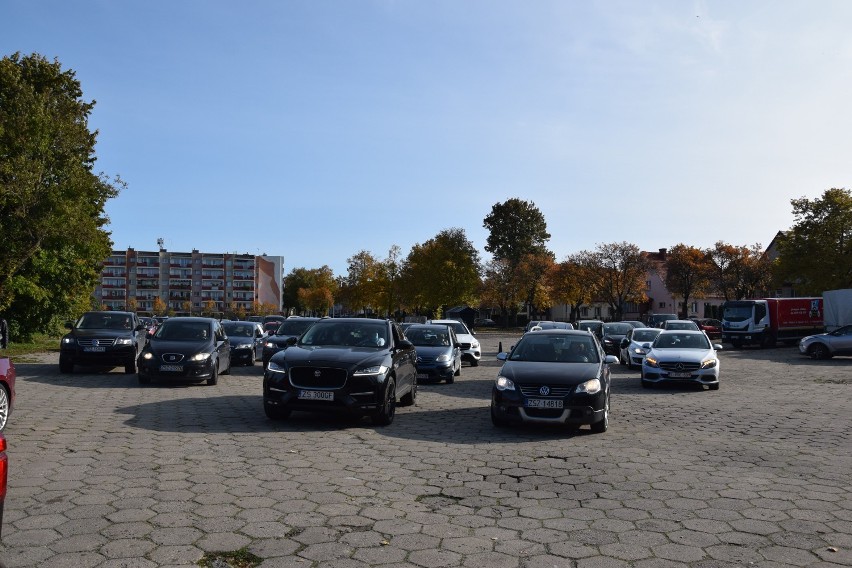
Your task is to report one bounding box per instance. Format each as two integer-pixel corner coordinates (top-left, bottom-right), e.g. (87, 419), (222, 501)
(539, 386), (550, 396)
(314, 370), (322, 378)
(92, 339), (99, 347)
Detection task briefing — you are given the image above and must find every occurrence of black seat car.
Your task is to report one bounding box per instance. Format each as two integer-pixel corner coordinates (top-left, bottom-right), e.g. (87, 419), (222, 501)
(263, 318), (416, 425)
(59, 311), (146, 374)
(137, 317), (231, 385)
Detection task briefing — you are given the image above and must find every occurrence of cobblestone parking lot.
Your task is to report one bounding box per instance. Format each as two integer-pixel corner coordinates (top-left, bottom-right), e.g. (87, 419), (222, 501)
(1, 332), (851, 568)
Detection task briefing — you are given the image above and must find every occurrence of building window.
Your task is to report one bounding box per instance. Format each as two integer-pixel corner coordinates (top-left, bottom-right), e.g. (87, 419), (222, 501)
(658, 302), (666, 308)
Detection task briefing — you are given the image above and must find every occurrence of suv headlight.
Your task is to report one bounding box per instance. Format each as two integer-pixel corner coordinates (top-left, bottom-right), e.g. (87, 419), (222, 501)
(576, 378), (602, 394)
(268, 361), (286, 373)
(495, 376), (515, 391)
(115, 338), (133, 346)
(62, 337), (75, 345)
(354, 365), (388, 376)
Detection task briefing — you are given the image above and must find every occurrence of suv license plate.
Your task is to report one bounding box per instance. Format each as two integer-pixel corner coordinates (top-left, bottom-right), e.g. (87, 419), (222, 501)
(84, 346), (106, 352)
(299, 390), (334, 401)
(525, 398), (563, 409)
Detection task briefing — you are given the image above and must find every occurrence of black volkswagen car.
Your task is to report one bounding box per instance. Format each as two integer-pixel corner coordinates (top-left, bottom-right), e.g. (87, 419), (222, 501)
(59, 311), (146, 374)
(263, 318), (416, 425)
(261, 317), (321, 370)
(405, 324), (463, 383)
(137, 317), (231, 385)
(491, 329), (617, 433)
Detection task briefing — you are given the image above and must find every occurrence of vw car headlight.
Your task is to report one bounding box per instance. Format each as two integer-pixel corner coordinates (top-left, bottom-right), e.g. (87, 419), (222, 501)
(115, 338), (133, 345)
(495, 376), (515, 391)
(62, 337), (75, 345)
(576, 378), (602, 394)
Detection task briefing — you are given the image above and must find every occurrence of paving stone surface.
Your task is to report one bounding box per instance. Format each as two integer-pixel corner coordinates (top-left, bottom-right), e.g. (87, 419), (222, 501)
(1, 334), (851, 567)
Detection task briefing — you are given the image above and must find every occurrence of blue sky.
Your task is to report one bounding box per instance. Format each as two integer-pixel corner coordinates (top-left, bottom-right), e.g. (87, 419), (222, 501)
(4, 1), (851, 275)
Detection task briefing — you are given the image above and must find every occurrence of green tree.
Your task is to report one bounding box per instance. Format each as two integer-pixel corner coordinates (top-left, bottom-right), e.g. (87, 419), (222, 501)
(401, 228), (481, 314)
(345, 251), (383, 315)
(483, 198), (551, 269)
(578, 242), (651, 321)
(665, 244), (714, 318)
(774, 188), (852, 294)
(0, 53), (122, 338)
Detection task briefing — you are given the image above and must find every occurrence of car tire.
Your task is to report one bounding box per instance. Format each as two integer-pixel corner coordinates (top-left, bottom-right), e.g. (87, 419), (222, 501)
(0, 385), (11, 431)
(138, 373), (151, 385)
(809, 344), (831, 360)
(59, 357), (74, 374)
(454, 362), (461, 376)
(590, 394), (609, 434)
(248, 356), (255, 367)
(124, 357), (136, 374)
(207, 363), (218, 386)
(264, 401), (291, 420)
(399, 378), (417, 407)
(372, 378), (396, 426)
(490, 404), (510, 427)
(221, 359), (231, 375)
(446, 374), (454, 384)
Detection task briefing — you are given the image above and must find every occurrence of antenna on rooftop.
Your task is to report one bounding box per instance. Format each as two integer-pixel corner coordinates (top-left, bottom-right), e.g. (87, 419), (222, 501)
(157, 237), (165, 251)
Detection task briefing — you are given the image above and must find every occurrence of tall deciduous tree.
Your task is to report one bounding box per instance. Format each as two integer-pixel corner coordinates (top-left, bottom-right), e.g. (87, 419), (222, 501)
(578, 242), (650, 321)
(483, 198), (551, 268)
(515, 252), (556, 318)
(0, 53), (122, 338)
(665, 244), (713, 318)
(708, 241), (772, 300)
(548, 256), (592, 323)
(345, 251), (383, 315)
(774, 188), (852, 294)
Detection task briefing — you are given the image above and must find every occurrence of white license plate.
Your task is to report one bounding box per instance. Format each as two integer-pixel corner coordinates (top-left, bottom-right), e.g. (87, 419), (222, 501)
(298, 390), (334, 401)
(525, 398), (564, 409)
(159, 364), (183, 372)
(84, 346), (106, 352)
(668, 372), (692, 378)
(416, 373), (429, 379)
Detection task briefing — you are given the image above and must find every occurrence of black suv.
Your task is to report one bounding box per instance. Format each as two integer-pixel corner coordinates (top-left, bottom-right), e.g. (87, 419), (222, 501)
(59, 311), (146, 374)
(263, 318), (416, 425)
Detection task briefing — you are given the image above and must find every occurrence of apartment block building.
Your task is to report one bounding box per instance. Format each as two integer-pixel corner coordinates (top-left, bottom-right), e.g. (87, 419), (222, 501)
(97, 248), (284, 315)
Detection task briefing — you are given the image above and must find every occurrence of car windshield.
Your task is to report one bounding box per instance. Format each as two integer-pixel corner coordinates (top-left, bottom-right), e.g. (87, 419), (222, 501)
(538, 322), (572, 330)
(222, 323), (255, 337)
(632, 329), (661, 342)
(275, 320), (317, 335)
(300, 322), (388, 348)
(509, 335), (600, 363)
(154, 321), (211, 341)
(77, 313), (132, 330)
(665, 321), (699, 330)
(603, 323), (632, 335)
(653, 333), (711, 350)
(447, 321), (469, 335)
(405, 327), (451, 347)
(723, 305), (753, 322)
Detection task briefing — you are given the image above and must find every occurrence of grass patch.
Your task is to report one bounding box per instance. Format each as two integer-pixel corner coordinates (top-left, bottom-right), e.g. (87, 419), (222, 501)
(3, 333), (61, 358)
(198, 548), (262, 568)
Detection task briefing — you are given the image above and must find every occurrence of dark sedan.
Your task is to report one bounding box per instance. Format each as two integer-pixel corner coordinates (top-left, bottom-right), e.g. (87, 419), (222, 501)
(491, 330), (617, 433)
(406, 324), (463, 383)
(137, 317), (231, 385)
(59, 311), (147, 374)
(600, 322), (633, 356)
(222, 321), (265, 366)
(263, 318), (417, 425)
(261, 317), (321, 369)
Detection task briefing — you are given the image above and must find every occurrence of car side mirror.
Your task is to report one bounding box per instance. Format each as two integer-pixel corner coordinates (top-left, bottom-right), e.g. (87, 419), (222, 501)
(496, 352), (508, 361)
(285, 336), (298, 346)
(396, 339), (413, 350)
(619, 338), (629, 348)
(604, 355), (618, 364)
(65, 321), (74, 330)
(641, 343), (652, 349)
(135, 324), (145, 331)
(713, 344), (723, 351)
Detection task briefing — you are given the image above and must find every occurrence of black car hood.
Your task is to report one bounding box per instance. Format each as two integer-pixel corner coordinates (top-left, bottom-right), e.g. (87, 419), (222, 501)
(412, 345), (454, 358)
(265, 334), (299, 347)
(147, 339), (213, 355)
(227, 337), (254, 347)
(500, 361), (601, 386)
(273, 345), (388, 369)
(69, 328), (135, 340)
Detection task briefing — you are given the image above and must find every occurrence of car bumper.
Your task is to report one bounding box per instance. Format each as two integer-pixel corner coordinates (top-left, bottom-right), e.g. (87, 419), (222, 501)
(491, 389), (605, 426)
(60, 346), (137, 366)
(231, 348), (255, 364)
(137, 360), (216, 381)
(263, 373), (386, 417)
(415, 364), (455, 381)
(641, 367), (719, 386)
(461, 349), (481, 363)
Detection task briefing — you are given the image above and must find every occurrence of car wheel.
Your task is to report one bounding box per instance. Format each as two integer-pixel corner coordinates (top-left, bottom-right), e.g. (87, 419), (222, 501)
(207, 363), (218, 386)
(372, 378), (396, 426)
(590, 394), (609, 433)
(59, 356), (74, 374)
(124, 357), (136, 374)
(0, 386), (10, 431)
(138, 373), (151, 385)
(221, 359), (231, 375)
(454, 361), (461, 376)
(490, 403), (510, 427)
(248, 356), (255, 367)
(264, 401), (291, 420)
(399, 377), (417, 407)
(809, 344), (831, 360)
